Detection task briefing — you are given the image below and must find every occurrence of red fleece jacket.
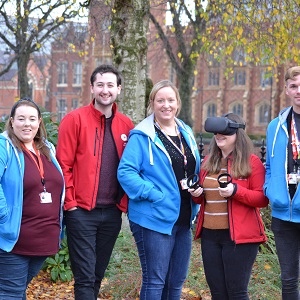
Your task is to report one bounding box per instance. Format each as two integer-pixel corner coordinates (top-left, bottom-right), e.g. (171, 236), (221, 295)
(56, 100), (134, 212)
(194, 154), (268, 244)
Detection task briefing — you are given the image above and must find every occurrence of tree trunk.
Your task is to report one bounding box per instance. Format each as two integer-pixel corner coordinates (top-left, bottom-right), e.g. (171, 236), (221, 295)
(178, 61), (194, 127)
(110, 0), (150, 125)
(17, 51), (30, 99)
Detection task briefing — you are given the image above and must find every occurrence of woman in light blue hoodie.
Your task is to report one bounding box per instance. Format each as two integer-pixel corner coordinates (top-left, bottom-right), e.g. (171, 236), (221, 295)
(118, 80), (200, 300)
(0, 98), (64, 300)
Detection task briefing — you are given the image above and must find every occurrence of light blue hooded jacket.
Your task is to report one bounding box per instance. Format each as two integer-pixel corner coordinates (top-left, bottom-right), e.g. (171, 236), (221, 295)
(0, 132), (65, 252)
(117, 113), (200, 235)
(264, 106), (300, 222)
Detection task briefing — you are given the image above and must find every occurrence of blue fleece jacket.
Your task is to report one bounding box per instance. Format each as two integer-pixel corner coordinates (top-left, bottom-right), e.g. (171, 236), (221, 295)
(0, 132), (65, 252)
(117, 114), (200, 235)
(264, 106), (300, 222)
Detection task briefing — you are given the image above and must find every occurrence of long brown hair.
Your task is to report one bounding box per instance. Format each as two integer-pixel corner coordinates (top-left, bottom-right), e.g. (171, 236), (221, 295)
(5, 98), (51, 161)
(202, 113), (253, 178)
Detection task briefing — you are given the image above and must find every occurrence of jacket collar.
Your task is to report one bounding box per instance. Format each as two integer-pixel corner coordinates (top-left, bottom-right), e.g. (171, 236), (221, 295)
(89, 99), (118, 119)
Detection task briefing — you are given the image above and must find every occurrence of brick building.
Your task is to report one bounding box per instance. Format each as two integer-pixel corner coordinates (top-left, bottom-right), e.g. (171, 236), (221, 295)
(0, 5), (293, 137)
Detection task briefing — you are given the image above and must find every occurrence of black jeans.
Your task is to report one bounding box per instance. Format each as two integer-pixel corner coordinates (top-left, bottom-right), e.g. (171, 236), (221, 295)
(201, 228), (259, 300)
(64, 206), (122, 300)
(272, 217), (300, 300)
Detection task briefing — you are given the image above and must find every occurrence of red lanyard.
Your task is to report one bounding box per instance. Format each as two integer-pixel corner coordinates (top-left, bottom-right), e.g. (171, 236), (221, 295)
(291, 113), (300, 160)
(21, 143), (45, 183)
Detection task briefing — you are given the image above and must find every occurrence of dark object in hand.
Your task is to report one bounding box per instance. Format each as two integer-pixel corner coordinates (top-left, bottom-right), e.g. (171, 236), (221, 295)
(187, 174), (202, 189)
(217, 173), (232, 188)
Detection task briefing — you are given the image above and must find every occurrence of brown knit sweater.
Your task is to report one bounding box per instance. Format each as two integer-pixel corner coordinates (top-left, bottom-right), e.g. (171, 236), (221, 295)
(202, 159), (229, 229)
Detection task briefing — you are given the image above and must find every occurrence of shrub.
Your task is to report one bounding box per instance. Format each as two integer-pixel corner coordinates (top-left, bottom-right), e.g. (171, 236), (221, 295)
(42, 237), (72, 282)
(41, 111), (59, 146)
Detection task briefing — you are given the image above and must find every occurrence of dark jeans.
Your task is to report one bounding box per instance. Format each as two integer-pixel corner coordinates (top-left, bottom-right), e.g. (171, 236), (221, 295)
(130, 221), (192, 300)
(64, 206), (122, 300)
(0, 250), (46, 300)
(201, 228), (259, 300)
(272, 217), (300, 300)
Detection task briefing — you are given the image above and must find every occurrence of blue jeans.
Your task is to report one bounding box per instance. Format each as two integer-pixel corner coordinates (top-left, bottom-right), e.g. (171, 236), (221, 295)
(201, 228), (259, 300)
(64, 206), (122, 300)
(272, 217), (300, 300)
(129, 221), (192, 300)
(0, 249), (46, 300)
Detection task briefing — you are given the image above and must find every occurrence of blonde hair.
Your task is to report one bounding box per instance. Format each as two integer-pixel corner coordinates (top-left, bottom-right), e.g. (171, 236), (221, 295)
(147, 80), (182, 116)
(202, 113), (253, 178)
(285, 66), (300, 82)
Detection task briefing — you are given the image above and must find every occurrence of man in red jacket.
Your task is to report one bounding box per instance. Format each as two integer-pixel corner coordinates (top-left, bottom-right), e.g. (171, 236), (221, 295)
(56, 64), (134, 300)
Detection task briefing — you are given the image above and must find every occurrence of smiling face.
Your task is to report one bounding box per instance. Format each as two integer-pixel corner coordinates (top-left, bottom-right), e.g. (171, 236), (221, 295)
(214, 133), (237, 158)
(152, 86), (179, 125)
(10, 105), (41, 147)
(286, 74), (300, 114)
(90, 72), (121, 115)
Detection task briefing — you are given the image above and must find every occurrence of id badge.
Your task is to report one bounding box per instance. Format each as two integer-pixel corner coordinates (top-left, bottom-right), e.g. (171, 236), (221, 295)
(180, 178), (189, 190)
(288, 173), (297, 185)
(39, 192), (52, 203)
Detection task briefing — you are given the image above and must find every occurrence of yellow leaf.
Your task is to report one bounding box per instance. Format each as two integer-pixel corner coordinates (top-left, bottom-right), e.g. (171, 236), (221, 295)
(188, 290), (198, 296)
(194, 70), (198, 75)
(264, 264), (271, 270)
(178, 52), (182, 58)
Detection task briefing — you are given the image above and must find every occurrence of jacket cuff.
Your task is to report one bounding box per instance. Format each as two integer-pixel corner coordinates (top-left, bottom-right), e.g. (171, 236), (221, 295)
(231, 183), (238, 197)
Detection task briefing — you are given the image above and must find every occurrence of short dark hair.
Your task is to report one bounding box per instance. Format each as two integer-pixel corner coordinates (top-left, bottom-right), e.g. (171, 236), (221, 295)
(90, 64), (122, 86)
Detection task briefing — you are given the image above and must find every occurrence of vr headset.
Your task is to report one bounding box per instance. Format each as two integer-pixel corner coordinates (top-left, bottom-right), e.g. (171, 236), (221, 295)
(204, 116), (245, 135)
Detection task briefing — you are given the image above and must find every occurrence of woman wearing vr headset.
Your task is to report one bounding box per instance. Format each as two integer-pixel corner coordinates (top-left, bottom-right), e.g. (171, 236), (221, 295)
(118, 80), (200, 299)
(190, 113), (268, 300)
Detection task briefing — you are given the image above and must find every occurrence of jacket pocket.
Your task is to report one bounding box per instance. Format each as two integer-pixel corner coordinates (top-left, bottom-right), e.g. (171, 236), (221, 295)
(266, 175), (290, 209)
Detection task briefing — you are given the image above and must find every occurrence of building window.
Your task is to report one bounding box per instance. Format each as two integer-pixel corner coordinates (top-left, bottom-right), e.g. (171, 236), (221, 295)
(207, 103), (217, 118)
(233, 50), (246, 66)
(73, 62), (82, 85)
(28, 82), (33, 99)
(96, 57), (112, 66)
(208, 70), (219, 86)
(57, 99), (67, 122)
(208, 54), (220, 67)
(259, 103), (270, 124)
(232, 103), (243, 117)
(260, 70), (272, 88)
(72, 98), (79, 110)
(234, 69), (246, 86)
(57, 62), (68, 85)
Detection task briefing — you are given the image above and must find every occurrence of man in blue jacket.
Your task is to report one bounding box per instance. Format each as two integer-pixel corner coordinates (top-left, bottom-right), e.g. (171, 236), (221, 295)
(265, 65), (300, 300)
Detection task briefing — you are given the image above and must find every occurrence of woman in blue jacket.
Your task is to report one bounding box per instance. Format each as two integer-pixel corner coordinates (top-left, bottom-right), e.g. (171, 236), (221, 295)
(118, 80), (200, 300)
(0, 98), (64, 299)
